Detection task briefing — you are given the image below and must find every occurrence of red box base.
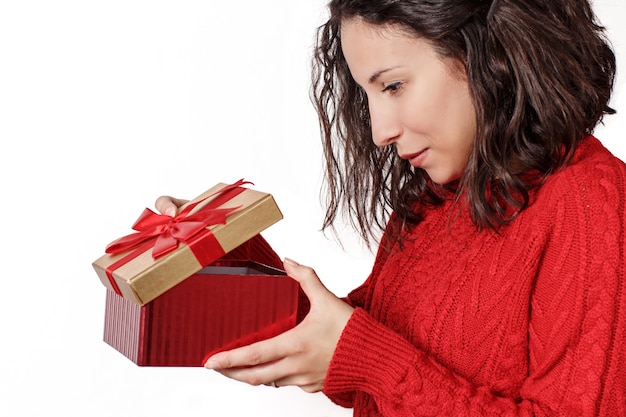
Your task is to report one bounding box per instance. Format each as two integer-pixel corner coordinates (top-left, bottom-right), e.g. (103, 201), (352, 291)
(103, 260), (299, 366)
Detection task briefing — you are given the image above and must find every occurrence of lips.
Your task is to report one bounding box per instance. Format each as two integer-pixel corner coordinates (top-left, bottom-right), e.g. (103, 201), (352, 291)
(400, 149), (428, 168)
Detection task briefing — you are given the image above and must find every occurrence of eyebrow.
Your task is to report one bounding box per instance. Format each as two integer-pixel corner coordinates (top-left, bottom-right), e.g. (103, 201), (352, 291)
(368, 66), (401, 84)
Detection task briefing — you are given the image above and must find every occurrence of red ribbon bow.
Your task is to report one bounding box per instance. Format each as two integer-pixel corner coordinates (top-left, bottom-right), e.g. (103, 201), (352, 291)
(105, 179), (250, 259)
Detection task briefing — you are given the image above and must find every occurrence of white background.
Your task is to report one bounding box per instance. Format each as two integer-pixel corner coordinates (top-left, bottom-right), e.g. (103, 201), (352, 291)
(0, 1), (624, 416)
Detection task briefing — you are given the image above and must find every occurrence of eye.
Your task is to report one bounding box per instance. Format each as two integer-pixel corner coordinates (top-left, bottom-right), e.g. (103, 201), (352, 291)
(382, 81), (403, 95)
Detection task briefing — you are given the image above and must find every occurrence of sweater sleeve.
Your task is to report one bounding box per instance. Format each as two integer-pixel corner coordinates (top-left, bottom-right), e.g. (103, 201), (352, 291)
(323, 158), (626, 415)
(324, 218), (401, 408)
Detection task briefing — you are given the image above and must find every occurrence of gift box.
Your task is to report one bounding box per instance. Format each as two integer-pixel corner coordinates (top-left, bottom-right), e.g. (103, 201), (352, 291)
(92, 180), (284, 306)
(103, 259), (299, 367)
(93, 181), (300, 366)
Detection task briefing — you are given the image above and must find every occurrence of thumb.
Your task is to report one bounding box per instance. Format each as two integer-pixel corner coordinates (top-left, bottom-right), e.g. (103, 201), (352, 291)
(155, 196), (179, 217)
(283, 258), (329, 301)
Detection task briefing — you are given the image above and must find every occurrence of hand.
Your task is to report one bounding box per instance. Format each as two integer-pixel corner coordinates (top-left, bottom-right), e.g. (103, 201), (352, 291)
(154, 195), (189, 217)
(204, 258), (355, 393)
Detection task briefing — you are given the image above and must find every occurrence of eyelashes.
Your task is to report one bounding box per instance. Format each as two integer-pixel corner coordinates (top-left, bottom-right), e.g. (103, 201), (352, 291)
(382, 81), (403, 94)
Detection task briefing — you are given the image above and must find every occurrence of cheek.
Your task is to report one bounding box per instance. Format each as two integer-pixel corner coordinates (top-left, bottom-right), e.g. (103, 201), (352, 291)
(400, 81), (456, 133)
(435, 84), (476, 150)
(398, 94), (438, 133)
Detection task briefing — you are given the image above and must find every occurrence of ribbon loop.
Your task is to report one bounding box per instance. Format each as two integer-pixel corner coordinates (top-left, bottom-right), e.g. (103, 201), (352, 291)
(105, 180), (249, 259)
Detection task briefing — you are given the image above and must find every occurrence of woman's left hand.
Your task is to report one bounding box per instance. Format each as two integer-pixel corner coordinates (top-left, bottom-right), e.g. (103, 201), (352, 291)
(204, 258), (354, 393)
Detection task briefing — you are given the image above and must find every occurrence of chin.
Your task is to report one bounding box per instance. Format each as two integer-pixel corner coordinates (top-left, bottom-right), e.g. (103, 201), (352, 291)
(427, 171), (462, 186)
(428, 174), (453, 185)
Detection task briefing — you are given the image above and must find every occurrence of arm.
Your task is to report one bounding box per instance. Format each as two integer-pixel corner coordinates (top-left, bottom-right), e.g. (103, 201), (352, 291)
(325, 256), (625, 415)
(323, 168), (626, 416)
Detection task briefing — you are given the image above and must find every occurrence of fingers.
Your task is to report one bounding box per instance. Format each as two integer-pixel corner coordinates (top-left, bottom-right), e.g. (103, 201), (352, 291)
(204, 335), (295, 387)
(154, 195), (188, 217)
(204, 335), (290, 370)
(282, 258), (329, 301)
(213, 361), (280, 387)
(211, 356), (324, 392)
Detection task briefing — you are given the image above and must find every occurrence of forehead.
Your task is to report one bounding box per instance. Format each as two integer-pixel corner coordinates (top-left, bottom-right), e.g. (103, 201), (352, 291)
(339, 17), (465, 83)
(340, 19), (425, 76)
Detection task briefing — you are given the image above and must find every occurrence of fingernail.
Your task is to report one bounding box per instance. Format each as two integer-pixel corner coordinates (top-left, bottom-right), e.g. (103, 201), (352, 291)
(204, 360), (220, 369)
(283, 258), (299, 266)
(166, 208), (177, 217)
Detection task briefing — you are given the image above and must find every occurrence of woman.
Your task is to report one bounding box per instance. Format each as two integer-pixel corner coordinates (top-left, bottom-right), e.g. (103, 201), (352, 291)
(157, 0), (626, 415)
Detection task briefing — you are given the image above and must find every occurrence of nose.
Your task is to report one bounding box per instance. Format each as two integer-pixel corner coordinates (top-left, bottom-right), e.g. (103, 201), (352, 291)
(369, 101), (402, 147)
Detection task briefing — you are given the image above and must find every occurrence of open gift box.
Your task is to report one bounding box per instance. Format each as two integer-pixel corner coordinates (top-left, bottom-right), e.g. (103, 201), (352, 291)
(93, 180), (300, 366)
(92, 180), (285, 306)
(104, 258), (299, 367)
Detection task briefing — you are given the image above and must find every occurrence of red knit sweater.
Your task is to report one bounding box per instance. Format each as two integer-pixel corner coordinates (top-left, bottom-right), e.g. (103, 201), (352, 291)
(323, 136), (626, 416)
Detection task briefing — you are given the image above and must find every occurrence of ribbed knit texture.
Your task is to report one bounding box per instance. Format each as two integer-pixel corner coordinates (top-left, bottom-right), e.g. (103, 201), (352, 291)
(323, 136), (626, 416)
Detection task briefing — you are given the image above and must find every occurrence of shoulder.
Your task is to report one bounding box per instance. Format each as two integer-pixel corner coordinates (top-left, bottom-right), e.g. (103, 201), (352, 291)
(570, 135), (626, 175)
(539, 136), (626, 206)
(522, 136), (626, 244)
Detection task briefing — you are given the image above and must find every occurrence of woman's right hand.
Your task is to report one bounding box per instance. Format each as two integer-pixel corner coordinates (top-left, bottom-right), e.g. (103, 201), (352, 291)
(154, 196), (189, 217)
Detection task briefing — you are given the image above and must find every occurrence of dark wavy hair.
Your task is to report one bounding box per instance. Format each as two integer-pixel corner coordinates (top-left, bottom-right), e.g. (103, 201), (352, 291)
(311, 0), (616, 247)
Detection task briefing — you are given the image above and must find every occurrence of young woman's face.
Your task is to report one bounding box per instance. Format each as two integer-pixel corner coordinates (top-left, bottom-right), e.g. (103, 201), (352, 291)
(340, 18), (476, 185)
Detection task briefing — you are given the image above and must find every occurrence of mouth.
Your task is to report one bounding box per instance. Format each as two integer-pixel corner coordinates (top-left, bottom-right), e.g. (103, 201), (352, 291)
(400, 149), (428, 168)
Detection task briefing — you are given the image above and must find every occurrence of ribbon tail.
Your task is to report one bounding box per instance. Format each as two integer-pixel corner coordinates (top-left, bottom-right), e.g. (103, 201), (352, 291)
(212, 179), (252, 197)
(106, 230), (160, 254)
(178, 180), (251, 217)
